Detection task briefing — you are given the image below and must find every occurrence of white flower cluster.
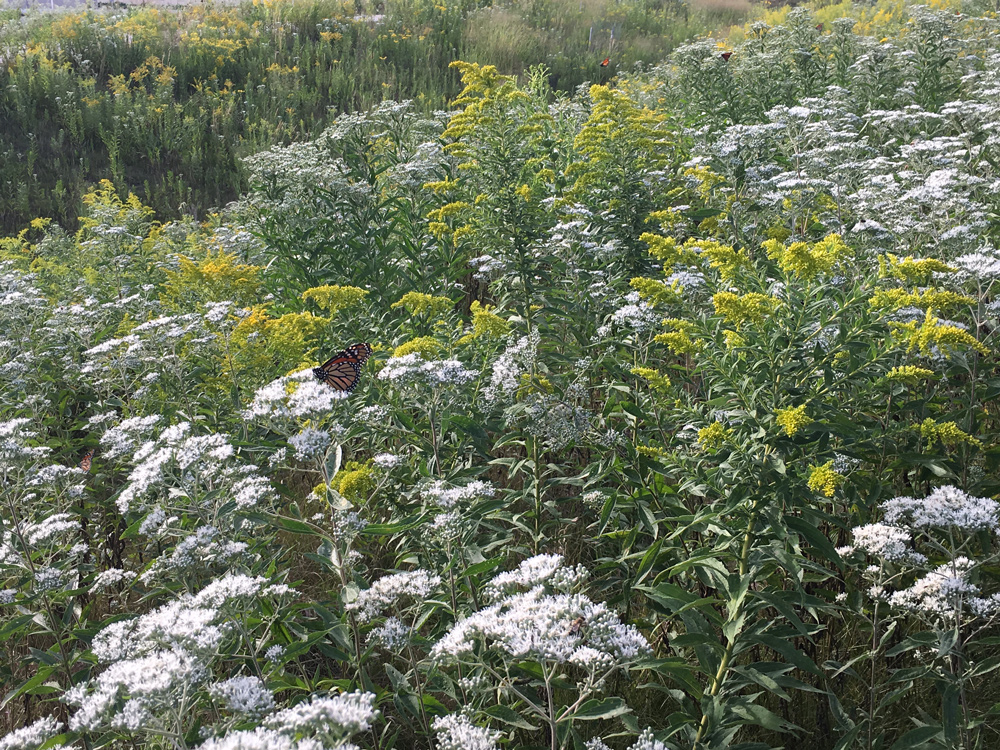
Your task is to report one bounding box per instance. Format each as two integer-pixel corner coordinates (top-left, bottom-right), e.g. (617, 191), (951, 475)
(138, 525), (247, 584)
(288, 427), (333, 460)
(434, 557), (647, 669)
(113, 420), (274, 523)
(377, 353), (475, 389)
(483, 331), (539, 405)
(422, 479), (495, 509)
(882, 486), (999, 532)
(586, 728), (668, 750)
(608, 291), (661, 333)
(484, 553), (588, 601)
(198, 692), (378, 750)
(0, 418), (51, 468)
(887, 557), (981, 619)
(367, 616), (411, 650)
(372, 452), (402, 469)
(524, 395), (593, 451)
(432, 714), (500, 750)
(347, 570), (442, 623)
(67, 575), (292, 733)
(848, 486), (1000, 620)
(244, 368), (347, 423)
(22, 513), (77, 546)
(91, 568), (137, 592)
(432, 585), (649, 669)
(209, 676), (275, 716)
(844, 523), (926, 564)
(99, 415), (163, 459)
(0, 716), (63, 750)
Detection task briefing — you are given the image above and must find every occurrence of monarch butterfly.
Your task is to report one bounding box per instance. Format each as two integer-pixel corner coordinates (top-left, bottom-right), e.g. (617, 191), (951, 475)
(720, 51), (733, 61)
(80, 448), (96, 473)
(600, 57), (610, 67)
(816, 22), (824, 31)
(313, 342), (373, 393)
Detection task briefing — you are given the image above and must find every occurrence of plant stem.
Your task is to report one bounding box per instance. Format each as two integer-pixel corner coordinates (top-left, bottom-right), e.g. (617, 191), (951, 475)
(693, 499), (759, 746)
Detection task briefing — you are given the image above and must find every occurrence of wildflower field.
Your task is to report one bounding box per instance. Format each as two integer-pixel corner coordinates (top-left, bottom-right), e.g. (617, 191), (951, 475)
(3, 0), (1000, 748)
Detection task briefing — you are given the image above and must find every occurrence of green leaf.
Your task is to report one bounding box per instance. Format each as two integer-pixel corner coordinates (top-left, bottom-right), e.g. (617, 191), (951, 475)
(573, 697), (632, 721)
(633, 538), (663, 588)
(483, 704), (540, 730)
(464, 557), (504, 578)
(889, 725), (941, 750)
(785, 515), (842, 569)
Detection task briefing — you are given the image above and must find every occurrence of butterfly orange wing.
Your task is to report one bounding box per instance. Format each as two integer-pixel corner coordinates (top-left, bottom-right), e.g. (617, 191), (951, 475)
(313, 343), (372, 393)
(600, 57), (610, 67)
(80, 448), (95, 473)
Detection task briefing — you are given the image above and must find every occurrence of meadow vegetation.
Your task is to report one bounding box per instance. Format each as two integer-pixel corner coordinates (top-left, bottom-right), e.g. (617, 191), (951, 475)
(2, 0), (1000, 749)
(0, 0), (751, 233)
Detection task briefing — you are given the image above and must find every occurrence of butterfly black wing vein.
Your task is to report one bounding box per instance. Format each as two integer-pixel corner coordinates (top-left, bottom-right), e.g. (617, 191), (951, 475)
(313, 342), (372, 393)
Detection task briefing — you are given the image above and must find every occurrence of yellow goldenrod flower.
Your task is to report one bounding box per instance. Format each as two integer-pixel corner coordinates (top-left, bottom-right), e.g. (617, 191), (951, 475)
(723, 330), (745, 349)
(630, 277), (681, 305)
(391, 291), (453, 317)
(712, 292), (778, 328)
(807, 461), (845, 497)
(879, 253), (956, 284)
(301, 284), (368, 314)
(884, 365), (937, 385)
(763, 233), (848, 280)
(655, 319), (700, 355)
(698, 422), (730, 450)
(392, 336), (443, 359)
(630, 366), (671, 394)
(891, 310), (989, 357)
(776, 404), (812, 437)
(919, 419), (981, 449)
(458, 301), (510, 344)
(337, 461), (375, 502)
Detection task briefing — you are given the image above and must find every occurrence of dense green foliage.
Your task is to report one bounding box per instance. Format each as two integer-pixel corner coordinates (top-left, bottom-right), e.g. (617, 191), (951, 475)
(0, 0), (750, 233)
(2, 2), (1000, 750)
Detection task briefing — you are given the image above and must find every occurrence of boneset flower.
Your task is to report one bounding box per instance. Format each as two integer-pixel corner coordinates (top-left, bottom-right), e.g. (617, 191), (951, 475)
(346, 570), (442, 622)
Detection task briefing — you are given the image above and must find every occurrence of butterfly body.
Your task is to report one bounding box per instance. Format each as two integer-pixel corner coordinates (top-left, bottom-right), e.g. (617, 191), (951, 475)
(313, 342), (372, 393)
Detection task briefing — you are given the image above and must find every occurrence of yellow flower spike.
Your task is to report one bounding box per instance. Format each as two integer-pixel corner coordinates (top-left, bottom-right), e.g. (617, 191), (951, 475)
(427, 201), (471, 221)
(391, 292), (454, 318)
(723, 330), (745, 349)
(870, 288), (974, 315)
(457, 301), (510, 345)
(775, 405), (813, 437)
(880, 253), (957, 284)
(301, 284), (368, 314)
(712, 291), (778, 328)
(884, 365), (937, 385)
(630, 367), (672, 394)
(695, 239), (748, 282)
(919, 419), (982, 449)
(517, 373), (554, 398)
(807, 461), (845, 497)
(891, 310), (989, 357)
(636, 445), (671, 460)
(630, 277), (681, 305)
(698, 422), (730, 450)
(392, 337), (444, 359)
(763, 233), (848, 280)
(655, 318), (700, 355)
(337, 461), (376, 502)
